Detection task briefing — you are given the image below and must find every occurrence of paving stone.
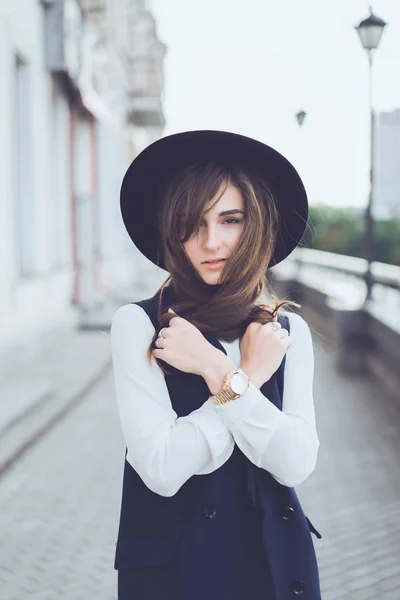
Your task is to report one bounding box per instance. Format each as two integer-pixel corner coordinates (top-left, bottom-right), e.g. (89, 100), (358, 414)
(321, 586), (351, 600)
(377, 575), (400, 592)
(347, 586), (381, 600)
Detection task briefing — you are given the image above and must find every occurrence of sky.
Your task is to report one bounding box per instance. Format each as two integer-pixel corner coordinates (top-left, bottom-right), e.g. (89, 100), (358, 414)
(150, 0), (400, 212)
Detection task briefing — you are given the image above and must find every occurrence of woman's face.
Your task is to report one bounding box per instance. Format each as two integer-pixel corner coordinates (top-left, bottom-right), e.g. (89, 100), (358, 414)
(182, 182), (245, 285)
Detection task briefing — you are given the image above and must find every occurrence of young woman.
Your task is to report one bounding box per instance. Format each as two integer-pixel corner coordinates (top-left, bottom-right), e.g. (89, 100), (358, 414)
(111, 130), (322, 600)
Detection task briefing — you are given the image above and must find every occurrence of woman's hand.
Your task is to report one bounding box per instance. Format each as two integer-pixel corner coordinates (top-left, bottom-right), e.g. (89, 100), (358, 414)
(239, 316), (293, 389)
(152, 309), (226, 377)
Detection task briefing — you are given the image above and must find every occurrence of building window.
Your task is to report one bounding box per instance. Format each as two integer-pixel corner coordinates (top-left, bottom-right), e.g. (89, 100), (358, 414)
(50, 79), (70, 268)
(13, 53), (34, 277)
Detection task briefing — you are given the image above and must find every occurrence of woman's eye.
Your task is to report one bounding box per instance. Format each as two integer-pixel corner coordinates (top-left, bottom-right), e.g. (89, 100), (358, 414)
(196, 218), (243, 229)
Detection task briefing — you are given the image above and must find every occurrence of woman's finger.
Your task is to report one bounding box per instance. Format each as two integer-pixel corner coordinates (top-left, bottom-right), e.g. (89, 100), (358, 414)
(278, 329), (289, 338)
(263, 321), (281, 330)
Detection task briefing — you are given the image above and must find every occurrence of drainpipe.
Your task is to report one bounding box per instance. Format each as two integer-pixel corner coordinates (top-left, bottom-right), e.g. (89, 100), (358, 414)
(89, 114), (98, 298)
(69, 107), (79, 306)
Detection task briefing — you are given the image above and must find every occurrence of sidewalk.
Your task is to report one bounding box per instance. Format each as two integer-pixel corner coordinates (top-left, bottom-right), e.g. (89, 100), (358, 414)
(0, 320), (112, 477)
(0, 277), (161, 477)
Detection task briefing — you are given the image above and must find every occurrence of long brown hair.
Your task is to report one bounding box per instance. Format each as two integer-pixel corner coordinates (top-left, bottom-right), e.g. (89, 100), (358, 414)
(147, 161), (301, 373)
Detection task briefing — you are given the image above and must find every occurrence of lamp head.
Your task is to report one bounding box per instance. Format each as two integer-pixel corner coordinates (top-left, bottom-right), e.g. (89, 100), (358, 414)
(296, 110), (307, 127)
(355, 6), (387, 52)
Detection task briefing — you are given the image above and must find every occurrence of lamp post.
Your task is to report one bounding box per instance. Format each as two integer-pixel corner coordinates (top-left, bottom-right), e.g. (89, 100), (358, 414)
(294, 110), (307, 281)
(354, 6), (387, 303)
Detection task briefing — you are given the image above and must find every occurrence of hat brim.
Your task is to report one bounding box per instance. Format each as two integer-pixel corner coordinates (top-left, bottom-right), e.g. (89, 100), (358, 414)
(120, 129), (308, 270)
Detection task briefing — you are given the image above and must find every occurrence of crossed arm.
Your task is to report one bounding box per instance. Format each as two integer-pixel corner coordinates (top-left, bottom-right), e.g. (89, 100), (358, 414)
(110, 304), (320, 497)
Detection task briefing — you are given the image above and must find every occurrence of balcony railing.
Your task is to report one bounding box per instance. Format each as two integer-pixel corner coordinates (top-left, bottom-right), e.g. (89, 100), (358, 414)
(127, 95), (164, 127)
(78, 0), (107, 14)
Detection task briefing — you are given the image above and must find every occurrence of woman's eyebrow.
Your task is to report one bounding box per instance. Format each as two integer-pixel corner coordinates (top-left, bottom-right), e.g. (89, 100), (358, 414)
(218, 209), (245, 216)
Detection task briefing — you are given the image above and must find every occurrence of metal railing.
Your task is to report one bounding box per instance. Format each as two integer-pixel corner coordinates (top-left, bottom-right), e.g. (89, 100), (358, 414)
(272, 248), (400, 311)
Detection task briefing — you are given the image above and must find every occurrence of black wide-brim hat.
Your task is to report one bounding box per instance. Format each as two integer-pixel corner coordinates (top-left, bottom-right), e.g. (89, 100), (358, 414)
(120, 129), (308, 270)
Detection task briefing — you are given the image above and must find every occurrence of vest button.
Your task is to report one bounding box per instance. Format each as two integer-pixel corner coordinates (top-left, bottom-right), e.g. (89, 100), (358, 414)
(282, 505), (295, 521)
(203, 504), (217, 518)
(291, 580), (305, 595)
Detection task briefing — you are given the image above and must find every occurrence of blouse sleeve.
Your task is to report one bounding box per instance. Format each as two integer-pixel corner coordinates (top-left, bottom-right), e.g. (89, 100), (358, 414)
(211, 312), (320, 487)
(110, 304), (235, 498)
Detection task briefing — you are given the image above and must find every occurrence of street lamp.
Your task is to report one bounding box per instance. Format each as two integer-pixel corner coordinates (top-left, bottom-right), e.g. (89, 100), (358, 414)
(354, 6), (387, 303)
(294, 110), (307, 280)
(296, 110), (307, 127)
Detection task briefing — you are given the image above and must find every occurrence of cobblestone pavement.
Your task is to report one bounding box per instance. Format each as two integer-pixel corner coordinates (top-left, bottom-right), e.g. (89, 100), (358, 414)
(0, 371), (124, 600)
(1, 324), (400, 599)
(300, 320), (400, 600)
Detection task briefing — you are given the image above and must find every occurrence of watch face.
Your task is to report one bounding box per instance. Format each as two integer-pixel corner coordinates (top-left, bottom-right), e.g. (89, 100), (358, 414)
(230, 372), (248, 395)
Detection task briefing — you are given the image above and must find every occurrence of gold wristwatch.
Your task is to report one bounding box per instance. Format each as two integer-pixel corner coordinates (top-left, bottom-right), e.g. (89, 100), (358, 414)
(211, 368), (250, 405)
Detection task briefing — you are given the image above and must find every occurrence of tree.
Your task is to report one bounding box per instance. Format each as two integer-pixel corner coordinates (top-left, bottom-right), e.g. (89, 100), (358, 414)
(300, 205), (400, 266)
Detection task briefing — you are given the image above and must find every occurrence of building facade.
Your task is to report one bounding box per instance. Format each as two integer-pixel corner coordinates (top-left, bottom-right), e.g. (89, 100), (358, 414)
(374, 108), (400, 221)
(0, 0), (166, 371)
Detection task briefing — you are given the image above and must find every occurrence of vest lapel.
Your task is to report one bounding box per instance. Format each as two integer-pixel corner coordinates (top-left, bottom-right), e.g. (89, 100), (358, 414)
(202, 331), (228, 356)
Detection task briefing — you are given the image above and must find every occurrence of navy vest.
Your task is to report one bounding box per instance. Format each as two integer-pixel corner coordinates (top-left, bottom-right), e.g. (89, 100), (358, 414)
(114, 289), (322, 600)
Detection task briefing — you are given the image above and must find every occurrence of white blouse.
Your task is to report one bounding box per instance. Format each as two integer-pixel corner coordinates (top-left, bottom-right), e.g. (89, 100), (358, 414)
(110, 304), (320, 497)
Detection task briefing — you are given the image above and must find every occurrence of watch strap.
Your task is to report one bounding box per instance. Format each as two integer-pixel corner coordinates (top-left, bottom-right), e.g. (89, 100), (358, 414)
(211, 368), (249, 405)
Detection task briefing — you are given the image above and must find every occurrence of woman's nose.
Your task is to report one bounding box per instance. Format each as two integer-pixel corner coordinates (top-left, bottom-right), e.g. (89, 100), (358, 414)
(202, 225), (221, 249)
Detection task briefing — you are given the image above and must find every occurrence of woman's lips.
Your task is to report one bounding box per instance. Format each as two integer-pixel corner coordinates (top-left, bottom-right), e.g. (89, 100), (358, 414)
(203, 259), (226, 270)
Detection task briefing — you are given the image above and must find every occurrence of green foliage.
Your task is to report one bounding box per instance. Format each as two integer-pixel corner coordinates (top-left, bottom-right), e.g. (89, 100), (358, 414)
(300, 205), (400, 266)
